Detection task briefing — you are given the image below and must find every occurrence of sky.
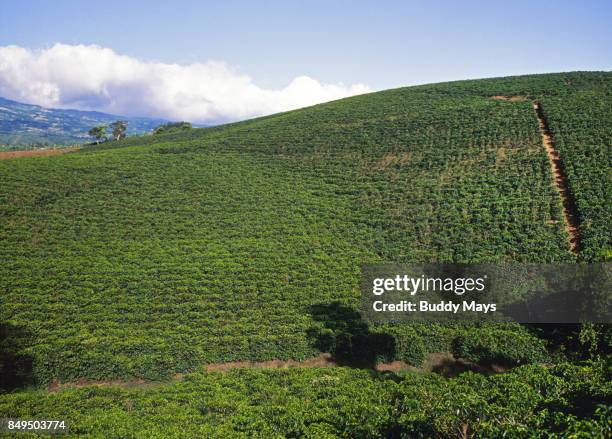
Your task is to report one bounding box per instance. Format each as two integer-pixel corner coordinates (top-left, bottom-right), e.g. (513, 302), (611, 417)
(0, 0), (610, 123)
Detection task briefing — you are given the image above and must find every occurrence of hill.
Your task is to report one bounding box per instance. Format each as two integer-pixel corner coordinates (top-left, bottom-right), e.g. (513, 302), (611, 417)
(0, 71), (610, 436)
(0, 96), (168, 147)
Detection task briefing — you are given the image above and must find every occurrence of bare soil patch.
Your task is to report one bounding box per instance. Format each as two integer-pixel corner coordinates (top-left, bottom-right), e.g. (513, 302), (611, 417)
(206, 353), (337, 372)
(375, 360), (415, 372)
(46, 352), (513, 392)
(370, 152), (412, 171)
(0, 147), (80, 160)
(490, 95), (528, 102)
(423, 352), (507, 377)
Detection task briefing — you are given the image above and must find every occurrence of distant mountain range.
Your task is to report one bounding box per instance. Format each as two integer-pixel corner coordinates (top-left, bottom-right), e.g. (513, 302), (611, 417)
(0, 96), (170, 147)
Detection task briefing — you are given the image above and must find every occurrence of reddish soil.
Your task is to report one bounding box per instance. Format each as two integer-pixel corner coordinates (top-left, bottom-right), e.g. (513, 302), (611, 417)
(205, 353), (337, 372)
(370, 152), (412, 170)
(490, 95), (528, 102)
(533, 101), (581, 253)
(422, 352), (507, 377)
(45, 352), (511, 392)
(0, 146), (80, 160)
(375, 360), (415, 372)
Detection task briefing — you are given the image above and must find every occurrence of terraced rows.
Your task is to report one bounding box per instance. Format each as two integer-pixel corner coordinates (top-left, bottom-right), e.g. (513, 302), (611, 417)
(1, 72), (609, 386)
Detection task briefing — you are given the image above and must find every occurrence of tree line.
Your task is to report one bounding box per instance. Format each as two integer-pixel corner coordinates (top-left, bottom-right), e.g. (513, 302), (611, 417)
(88, 121), (193, 144)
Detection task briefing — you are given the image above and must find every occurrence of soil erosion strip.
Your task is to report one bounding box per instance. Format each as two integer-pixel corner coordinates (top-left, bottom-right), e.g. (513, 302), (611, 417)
(46, 353), (510, 392)
(0, 146), (80, 160)
(532, 101), (580, 253)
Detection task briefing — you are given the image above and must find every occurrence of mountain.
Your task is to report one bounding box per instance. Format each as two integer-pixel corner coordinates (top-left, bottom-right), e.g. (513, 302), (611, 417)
(0, 72), (610, 436)
(0, 96), (169, 147)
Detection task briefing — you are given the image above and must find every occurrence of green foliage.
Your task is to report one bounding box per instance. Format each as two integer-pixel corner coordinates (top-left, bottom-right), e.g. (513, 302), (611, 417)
(539, 84), (612, 261)
(152, 121), (192, 135)
(376, 324), (426, 366)
(0, 363), (609, 437)
(2, 73), (599, 383)
(0, 72), (609, 435)
(452, 325), (549, 366)
(87, 124), (107, 143)
(109, 120), (128, 141)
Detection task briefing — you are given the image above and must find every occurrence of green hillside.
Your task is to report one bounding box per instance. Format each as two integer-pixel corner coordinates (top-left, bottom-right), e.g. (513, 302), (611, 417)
(1, 72), (611, 437)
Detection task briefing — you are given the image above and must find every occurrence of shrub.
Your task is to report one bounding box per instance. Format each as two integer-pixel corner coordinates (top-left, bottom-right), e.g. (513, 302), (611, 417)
(152, 122), (192, 135)
(375, 325), (426, 367)
(452, 327), (549, 366)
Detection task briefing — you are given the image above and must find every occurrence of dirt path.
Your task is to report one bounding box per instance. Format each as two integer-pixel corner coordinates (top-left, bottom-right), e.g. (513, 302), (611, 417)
(45, 353), (509, 392)
(47, 354), (342, 391)
(0, 146), (80, 160)
(204, 353), (338, 372)
(532, 101), (580, 253)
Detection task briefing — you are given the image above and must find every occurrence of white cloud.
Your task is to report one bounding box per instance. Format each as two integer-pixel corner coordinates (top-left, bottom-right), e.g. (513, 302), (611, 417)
(0, 43), (370, 123)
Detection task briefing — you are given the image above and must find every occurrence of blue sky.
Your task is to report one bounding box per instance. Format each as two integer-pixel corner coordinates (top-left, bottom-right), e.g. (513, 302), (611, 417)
(0, 0), (610, 122)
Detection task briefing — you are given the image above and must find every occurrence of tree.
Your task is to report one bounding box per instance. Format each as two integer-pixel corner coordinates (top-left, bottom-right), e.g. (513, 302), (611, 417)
(110, 120), (128, 141)
(88, 125), (107, 144)
(152, 121), (192, 135)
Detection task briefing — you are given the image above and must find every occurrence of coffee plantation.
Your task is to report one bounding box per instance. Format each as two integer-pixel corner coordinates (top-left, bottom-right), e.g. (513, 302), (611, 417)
(1, 72), (610, 436)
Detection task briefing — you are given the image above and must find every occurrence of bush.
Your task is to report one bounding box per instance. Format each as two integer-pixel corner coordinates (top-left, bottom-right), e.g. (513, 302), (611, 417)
(375, 325), (426, 367)
(452, 326), (549, 366)
(152, 122), (192, 135)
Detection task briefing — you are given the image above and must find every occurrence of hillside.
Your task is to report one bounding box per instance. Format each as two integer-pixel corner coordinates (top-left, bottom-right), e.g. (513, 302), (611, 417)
(0, 96), (168, 147)
(1, 72), (611, 436)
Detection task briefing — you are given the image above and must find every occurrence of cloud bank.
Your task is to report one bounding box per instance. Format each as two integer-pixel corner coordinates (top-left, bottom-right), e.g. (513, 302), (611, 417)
(0, 43), (370, 123)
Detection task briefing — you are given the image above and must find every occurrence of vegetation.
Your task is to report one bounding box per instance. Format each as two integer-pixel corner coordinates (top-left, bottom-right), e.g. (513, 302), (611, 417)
(87, 121), (130, 143)
(451, 326), (549, 367)
(110, 120), (128, 141)
(87, 124), (107, 143)
(539, 86), (612, 260)
(0, 363), (609, 437)
(0, 96), (167, 148)
(152, 121), (193, 135)
(0, 72), (610, 436)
